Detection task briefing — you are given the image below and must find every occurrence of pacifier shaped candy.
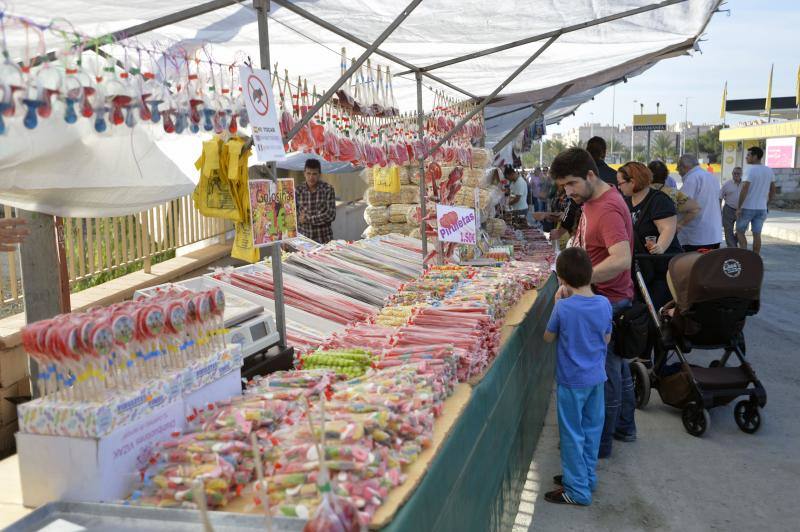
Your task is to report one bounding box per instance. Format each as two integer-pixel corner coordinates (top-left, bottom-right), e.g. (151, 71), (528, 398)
(105, 75), (134, 127)
(0, 61), (25, 121)
(21, 81), (44, 130)
(35, 67), (62, 119)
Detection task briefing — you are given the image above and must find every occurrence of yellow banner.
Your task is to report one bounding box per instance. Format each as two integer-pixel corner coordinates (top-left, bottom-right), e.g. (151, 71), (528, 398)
(632, 114), (667, 126)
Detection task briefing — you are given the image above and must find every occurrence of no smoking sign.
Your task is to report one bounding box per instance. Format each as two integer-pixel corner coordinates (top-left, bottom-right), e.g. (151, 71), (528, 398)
(246, 74), (269, 116)
(239, 66), (285, 162)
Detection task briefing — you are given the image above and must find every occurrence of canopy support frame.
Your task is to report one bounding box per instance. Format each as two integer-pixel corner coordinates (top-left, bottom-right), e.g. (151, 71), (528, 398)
(396, 0), (688, 75)
(422, 34), (560, 159)
(282, 0), (423, 143)
(415, 71), (428, 266)
(269, 0), (476, 100)
(491, 84), (572, 153)
(254, 0), (287, 350)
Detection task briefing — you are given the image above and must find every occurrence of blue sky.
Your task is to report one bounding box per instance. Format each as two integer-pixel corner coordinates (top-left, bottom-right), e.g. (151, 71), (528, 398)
(549, 0), (800, 133)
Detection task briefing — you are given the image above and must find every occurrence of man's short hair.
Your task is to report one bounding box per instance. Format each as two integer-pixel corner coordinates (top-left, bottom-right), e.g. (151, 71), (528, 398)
(732, 166), (743, 174)
(556, 247), (593, 288)
(549, 148), (599, 181)
(503, 165), (517, 178)
(586, 136), (607, 160)
(678, 153), (699, 170)
(304, 158), (322, 172)
(747, 146), (764, 160)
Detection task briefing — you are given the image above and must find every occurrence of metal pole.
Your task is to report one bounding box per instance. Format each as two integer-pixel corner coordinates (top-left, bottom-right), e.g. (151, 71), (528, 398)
(283, 0), (423, 143)
(610, 85), (616, 159)
(269, 0), (476, 100)
(254, 0), (286, 349)
(646, 130), (651, 162)
(396, 0), (687, 75)
(415, 71), (428, 268)
(491, 85), (571, 153)
(424, 34), (561, 159)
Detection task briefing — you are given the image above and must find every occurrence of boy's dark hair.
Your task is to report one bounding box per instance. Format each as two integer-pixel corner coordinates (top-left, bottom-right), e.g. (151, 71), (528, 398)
(585, 136), (607, 160)
(304, 158), (322, 171)
(503, 165), (516, 178)
(556, 247), (593, 288)
(549, 148), (599, 181)
(747, 146), (764, 160)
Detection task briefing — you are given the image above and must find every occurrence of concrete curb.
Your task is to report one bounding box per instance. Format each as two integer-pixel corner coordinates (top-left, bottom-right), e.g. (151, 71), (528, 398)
(761, 209), (800, 244)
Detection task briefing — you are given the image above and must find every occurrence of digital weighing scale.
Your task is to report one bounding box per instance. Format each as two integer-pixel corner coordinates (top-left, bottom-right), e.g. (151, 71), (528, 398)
(134, 277), (281, 359)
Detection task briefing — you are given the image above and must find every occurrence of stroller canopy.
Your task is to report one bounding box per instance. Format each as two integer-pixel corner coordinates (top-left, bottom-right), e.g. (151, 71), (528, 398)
(667, 249), (763, 313)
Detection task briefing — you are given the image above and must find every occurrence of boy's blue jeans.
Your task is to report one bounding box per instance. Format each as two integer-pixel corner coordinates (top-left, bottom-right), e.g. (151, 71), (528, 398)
(558, 383), (605, 505)
(599, 298), (637, 458)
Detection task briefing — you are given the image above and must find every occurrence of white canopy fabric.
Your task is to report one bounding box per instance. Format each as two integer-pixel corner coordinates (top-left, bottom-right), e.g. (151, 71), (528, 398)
(0, 114), (197, 217)
(2, 0), (720, 215)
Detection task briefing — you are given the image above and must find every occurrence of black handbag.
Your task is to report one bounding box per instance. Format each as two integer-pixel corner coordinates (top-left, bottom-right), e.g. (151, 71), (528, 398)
(614, 302), (652, 359)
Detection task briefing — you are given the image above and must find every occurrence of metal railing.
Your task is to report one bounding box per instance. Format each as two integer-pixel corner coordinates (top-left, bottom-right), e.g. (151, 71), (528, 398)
(0, 196), (231, 313)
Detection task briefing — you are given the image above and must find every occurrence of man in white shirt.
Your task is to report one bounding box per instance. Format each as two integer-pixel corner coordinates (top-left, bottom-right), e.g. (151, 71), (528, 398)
(719, 167), (742, 247)
(736, 146), (776, 255)
(677, 154), (722, 251)
(506, 166), (529, 227)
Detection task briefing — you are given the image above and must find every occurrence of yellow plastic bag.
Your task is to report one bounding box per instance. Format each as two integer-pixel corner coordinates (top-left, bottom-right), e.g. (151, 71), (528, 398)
(192, 139), (240, 221)
(231, 218), (260, 263)
(373, 165), (401, 193)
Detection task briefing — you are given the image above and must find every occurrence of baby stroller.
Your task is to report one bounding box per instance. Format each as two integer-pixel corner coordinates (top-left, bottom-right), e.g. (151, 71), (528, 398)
(630, 248), (767, 437)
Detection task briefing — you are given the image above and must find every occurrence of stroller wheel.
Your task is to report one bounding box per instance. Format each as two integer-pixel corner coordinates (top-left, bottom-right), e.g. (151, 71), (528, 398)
(631, 361), (650, 409)
(734, 400), (762, 434)
(682, 402), (710, 437)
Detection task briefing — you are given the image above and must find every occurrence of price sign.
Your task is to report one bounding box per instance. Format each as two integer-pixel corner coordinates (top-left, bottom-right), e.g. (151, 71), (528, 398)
(436, 204), (477, 245)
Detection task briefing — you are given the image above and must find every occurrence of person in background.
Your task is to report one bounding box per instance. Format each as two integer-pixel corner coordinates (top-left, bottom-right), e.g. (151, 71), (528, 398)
(617, 162), (683, 309)
(528, 167), (550, 212)
(736, 147), (776, 255)
(506, 165), (529, 227)
(677, 154), (722, 251)
(648, 160), (700, 233)
(543, 247), (612, 506)
(0, 218), (29, 252)
(719, 167), (742, 248)
(296, 158), (336, 243)
(586, 137), (617, 186)
(550, 147), (636, 459)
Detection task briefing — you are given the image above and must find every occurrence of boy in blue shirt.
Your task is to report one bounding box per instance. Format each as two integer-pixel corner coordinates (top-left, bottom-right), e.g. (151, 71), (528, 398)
(543, 246), (612, 505)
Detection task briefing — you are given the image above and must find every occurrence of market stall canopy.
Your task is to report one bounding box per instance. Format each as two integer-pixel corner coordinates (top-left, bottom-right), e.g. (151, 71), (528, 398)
(0, 116), (196, 218)
(11, 0), (719, 111)
(4, 0), (721, 192)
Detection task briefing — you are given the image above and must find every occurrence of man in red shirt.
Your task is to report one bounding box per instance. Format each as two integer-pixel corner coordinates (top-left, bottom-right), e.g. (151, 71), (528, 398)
(550, 148), (636, 460)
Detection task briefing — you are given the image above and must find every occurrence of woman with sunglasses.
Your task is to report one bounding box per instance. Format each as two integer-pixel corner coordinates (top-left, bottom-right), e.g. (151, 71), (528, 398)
(616, 162), (683, 309)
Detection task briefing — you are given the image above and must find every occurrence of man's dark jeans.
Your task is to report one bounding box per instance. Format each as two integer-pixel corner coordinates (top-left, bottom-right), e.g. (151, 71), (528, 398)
(599, 298), (636, 458)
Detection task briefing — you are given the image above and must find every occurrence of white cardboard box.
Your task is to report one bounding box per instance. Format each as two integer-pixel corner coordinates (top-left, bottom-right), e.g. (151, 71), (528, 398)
(16, 367), (243, 508)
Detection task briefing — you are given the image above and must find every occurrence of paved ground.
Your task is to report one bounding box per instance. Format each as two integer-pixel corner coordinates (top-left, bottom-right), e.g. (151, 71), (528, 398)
(514, 236), (800, 532)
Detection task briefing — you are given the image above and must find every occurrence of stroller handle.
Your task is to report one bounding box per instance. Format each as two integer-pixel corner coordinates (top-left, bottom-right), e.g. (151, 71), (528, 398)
(634, 252), (684, 261)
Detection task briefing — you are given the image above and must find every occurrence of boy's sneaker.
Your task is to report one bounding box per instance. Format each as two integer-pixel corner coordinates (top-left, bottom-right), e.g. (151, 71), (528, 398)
(544, 488), (586, 506)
